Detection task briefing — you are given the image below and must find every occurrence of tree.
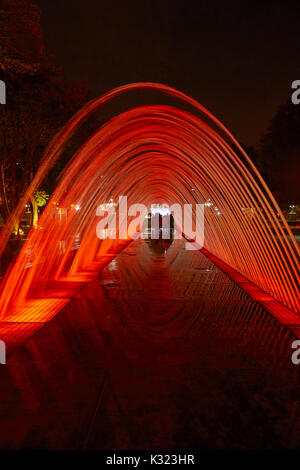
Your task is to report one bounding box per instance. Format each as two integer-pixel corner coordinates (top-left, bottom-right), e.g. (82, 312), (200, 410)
(260, 100), (300, 205)
(0, 0), (46, 75)
(31, 189), (49, 228)
(0, 0), (87, 236)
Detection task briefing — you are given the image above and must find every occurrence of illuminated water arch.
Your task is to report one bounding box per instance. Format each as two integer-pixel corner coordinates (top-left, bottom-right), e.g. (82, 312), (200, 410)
(0, 83), (299, 327)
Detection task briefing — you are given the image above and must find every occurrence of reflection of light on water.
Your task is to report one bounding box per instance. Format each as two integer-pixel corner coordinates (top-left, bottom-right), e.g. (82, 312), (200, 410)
(108, 258), (118, 271)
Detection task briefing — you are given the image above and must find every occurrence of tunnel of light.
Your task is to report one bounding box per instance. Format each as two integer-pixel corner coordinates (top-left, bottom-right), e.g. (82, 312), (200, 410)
(0, 82), (299, 324)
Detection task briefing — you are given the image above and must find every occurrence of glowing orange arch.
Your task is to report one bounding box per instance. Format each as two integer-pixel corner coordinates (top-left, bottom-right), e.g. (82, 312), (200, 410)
(0, 83), (299, 322)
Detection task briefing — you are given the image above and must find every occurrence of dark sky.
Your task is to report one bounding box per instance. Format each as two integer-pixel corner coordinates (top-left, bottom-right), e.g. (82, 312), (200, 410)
(36, 0), (300, 147)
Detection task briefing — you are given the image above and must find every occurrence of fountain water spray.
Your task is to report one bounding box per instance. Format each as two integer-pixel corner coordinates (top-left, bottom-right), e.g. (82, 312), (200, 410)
(0, 83), (298, 333)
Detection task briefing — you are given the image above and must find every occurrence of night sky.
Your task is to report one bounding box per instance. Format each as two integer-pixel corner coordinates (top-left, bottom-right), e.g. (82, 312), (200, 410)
(36, 0), (300, 147)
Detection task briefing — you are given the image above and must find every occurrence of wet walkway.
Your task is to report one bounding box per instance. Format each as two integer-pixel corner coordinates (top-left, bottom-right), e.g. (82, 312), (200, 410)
(0, 239), (299, 449)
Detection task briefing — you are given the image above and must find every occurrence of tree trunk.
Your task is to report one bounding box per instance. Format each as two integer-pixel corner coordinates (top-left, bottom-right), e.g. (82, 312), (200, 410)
(30, 195), (38, 228)
(13, 218), (20, 239)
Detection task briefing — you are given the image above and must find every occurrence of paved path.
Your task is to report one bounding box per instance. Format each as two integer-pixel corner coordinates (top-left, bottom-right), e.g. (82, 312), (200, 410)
(0, 239), (299, 449)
